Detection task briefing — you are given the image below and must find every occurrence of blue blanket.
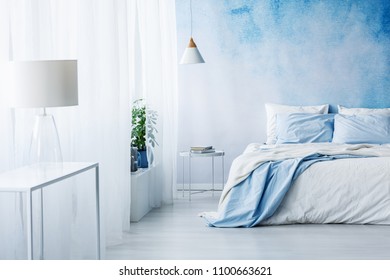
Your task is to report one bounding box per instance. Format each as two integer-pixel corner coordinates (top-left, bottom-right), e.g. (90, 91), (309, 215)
(201, 153), (361, 228)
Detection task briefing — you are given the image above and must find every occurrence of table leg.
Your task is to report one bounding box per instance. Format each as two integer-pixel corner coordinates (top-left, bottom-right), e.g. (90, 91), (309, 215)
(189, 155), (191, 201)
(95, 165), (101, 260)
(222, 155), (225, 190)
(212, 156), (215, 197)
(182, 156), (184, 198)
(26, 190), (33, 260)
(40, 189), (44, 260)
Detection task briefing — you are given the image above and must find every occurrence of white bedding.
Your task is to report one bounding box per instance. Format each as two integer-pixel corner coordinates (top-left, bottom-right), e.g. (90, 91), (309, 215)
(262, 157), (390, 225)
(219, 143), (390, 225)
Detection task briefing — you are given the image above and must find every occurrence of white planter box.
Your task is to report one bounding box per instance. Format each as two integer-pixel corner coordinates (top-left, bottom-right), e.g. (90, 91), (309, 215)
(130, 168), (153, 222)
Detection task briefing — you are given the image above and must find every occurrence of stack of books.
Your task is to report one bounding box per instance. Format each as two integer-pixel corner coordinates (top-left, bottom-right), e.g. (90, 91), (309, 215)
(190, 146), (215, 154)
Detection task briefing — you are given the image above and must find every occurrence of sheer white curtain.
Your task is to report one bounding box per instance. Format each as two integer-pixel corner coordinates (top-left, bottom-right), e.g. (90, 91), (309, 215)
(136, 0), (178, 207)
(0, 0), (134, 259)
(0, 0), (178, 259)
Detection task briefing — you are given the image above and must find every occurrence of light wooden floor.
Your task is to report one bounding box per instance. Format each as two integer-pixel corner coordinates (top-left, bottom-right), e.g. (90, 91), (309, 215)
(105, 192), (390, 260)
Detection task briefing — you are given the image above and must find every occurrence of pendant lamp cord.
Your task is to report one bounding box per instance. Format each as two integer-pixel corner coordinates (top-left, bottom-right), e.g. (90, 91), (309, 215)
(190, 0), (193, 37)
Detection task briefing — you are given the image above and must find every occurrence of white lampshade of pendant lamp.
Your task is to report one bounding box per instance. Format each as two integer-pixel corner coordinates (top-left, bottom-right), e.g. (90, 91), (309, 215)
(180, 37), (205, 64)
(9, 60), (78, 163)
(180, 0), (205, 64)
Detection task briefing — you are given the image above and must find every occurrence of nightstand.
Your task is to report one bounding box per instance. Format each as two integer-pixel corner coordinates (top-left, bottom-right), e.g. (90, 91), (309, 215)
(179, 150), (225, 201)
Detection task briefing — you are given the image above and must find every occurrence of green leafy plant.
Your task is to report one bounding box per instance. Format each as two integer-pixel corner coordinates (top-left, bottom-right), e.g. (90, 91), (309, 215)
(131, 99), (158, 151)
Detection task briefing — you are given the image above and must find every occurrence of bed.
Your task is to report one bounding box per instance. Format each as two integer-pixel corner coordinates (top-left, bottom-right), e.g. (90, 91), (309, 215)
(200, 104), (390, 228)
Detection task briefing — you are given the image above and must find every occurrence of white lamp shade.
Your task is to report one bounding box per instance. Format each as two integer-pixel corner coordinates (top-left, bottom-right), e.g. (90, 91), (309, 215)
(9, 60), (78, 108)
(180, 37), (205, 64)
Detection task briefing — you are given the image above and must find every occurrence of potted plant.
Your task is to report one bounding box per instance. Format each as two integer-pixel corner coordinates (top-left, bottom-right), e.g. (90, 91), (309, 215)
(131, 99), (158, 168)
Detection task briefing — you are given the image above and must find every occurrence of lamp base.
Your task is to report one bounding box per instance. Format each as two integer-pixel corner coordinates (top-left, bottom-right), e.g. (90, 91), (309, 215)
(29, 114), (63, 164)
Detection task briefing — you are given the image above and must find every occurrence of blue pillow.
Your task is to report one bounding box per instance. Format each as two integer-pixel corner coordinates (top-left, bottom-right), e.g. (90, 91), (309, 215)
(276, 113), (334, 144)
(332, 114), (390, 144)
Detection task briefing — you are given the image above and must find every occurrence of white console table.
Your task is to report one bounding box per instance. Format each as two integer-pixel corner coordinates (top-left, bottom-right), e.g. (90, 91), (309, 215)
(179, 150), (225, 201)
(0, 162), (100, 260)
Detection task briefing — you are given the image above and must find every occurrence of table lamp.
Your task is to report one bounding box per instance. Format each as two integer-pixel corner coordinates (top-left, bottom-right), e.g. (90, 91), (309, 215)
(9, 60), (78, 163)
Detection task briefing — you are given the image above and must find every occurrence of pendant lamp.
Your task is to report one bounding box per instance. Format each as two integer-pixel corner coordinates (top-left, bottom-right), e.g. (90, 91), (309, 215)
(180, 0), (205, 64)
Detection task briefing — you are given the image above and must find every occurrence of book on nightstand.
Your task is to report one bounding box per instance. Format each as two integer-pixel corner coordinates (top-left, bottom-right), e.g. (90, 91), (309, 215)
(190, 146), (215, 153)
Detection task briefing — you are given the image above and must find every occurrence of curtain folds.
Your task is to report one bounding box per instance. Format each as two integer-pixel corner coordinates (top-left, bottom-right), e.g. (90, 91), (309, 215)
(0, 0), (178, 259)
(136, 0), (178, 207)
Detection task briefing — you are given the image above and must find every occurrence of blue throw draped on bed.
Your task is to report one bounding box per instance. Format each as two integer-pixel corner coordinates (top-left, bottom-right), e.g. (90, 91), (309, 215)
(201, 153), (361, 228)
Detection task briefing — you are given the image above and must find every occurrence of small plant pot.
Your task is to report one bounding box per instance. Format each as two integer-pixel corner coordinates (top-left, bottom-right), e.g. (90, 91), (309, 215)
(138, 150), (148, 168)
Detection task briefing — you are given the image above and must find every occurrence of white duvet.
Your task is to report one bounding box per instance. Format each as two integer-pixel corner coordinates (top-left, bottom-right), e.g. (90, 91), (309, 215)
(222, 143), (390, 225)
(262, 156), (390, 225)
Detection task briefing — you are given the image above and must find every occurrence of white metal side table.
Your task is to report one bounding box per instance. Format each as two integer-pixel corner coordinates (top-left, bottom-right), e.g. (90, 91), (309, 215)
(179, 150), (225, 201)
(0, 162), (100, 260)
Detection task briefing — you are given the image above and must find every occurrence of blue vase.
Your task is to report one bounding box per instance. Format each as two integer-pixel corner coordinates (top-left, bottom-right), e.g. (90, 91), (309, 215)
(138, 150), (148, 168)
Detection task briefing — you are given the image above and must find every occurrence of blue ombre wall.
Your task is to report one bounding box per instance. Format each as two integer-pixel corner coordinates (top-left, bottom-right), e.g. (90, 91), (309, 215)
(176, 0), (390, 184)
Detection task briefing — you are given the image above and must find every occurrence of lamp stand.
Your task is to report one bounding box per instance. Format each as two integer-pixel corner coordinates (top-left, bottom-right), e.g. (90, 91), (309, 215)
(29, 108), (63, 163)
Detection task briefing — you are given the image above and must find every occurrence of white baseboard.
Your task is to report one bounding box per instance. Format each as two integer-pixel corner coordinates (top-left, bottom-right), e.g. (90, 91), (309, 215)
(176, 183), (224, 191)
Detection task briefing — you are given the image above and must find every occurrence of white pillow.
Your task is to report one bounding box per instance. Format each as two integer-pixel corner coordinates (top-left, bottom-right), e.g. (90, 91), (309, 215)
(338, 105), (390, 115)
(265, 103), (329, 144)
